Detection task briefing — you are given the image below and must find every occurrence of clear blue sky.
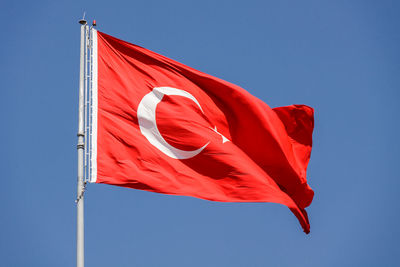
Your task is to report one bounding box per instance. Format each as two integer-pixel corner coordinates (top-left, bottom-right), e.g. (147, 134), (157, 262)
(1, 0), (399, 266)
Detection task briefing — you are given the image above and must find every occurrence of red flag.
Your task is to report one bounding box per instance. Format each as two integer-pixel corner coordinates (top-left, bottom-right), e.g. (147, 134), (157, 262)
(90, 30), (315, 233)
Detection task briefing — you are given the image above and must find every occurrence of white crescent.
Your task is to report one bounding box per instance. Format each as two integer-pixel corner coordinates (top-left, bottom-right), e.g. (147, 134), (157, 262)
(137, 87), (210, 159)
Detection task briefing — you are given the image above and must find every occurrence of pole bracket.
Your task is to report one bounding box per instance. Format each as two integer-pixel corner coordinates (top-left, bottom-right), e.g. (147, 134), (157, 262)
(75, 182), (87, 203)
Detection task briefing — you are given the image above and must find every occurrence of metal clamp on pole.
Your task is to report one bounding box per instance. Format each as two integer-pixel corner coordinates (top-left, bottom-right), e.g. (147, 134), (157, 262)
(77, 143), (85, 150)
(75, 182), (87, 203)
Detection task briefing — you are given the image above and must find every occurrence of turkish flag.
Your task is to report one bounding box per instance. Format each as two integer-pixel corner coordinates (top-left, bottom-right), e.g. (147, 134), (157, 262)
(90, 30), (315, 233)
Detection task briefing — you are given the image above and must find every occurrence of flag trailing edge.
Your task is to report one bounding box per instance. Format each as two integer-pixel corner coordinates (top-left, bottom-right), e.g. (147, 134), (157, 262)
(88, 28), (315, 233)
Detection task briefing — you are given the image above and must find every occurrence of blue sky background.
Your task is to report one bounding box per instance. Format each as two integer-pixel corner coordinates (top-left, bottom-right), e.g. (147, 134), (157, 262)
(1, 0), (399, 266)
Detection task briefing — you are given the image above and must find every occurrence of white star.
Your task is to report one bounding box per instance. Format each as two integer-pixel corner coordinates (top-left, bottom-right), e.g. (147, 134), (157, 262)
(211, 126), (230, 143)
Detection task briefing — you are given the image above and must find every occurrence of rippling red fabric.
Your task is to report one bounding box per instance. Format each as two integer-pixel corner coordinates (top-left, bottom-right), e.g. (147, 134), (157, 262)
(95, 31), (315, 233)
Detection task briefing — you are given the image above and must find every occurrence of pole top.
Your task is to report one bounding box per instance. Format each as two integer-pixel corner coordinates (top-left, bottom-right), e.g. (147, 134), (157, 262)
(79, 12), (87, 25)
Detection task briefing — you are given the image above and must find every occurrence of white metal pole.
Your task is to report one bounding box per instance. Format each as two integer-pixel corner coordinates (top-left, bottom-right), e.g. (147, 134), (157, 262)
(77, 18), (87, 267)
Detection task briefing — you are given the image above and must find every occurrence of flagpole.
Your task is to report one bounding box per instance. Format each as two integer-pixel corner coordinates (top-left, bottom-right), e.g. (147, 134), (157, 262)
(77, 17), (87, 267)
